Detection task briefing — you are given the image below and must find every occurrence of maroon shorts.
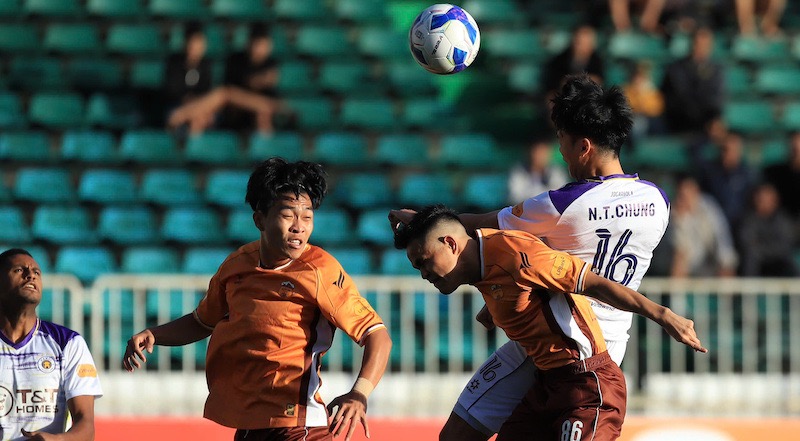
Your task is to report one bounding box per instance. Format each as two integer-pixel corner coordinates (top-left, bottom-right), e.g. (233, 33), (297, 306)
(496, 351), (627, 441)
(233, 426), (332, 441)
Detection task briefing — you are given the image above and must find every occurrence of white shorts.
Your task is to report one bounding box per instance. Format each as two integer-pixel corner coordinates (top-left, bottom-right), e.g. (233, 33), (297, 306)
(453, 339), (627, 435)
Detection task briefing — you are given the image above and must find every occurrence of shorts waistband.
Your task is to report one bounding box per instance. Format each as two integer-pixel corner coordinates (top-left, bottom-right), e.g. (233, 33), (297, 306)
(543, 351), (613, 379)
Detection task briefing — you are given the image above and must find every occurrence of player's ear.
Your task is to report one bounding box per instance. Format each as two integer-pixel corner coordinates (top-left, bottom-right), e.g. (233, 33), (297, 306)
(253, 212), (265, 231)
(443, 235), (457, 253)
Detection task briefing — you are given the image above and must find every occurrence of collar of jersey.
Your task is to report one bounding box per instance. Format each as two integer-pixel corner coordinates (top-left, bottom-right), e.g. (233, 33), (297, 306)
(586, 173), (639, 182)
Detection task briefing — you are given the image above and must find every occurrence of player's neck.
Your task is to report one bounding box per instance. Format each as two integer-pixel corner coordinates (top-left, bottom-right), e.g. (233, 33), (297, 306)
(585, 159), (624, 179)
(0, 311), (37, 344)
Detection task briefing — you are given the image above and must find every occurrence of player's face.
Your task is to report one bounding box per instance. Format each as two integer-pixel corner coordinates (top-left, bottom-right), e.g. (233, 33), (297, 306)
(407, 236), (460, 294)
(0, 254), (42, 306)
(257, 192), (314, 267)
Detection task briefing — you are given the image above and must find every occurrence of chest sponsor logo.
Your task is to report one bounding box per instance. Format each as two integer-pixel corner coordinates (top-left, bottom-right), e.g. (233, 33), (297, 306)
(490, 284), (504, 300)
(0, 387), (60, 416)
(551, 253), (571, 279)
(37, 356), (56, 374)
(279, 281), (295, 299)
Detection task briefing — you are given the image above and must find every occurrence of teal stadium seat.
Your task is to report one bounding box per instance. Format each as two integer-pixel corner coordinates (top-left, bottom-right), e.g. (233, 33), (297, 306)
(402, 98), (455, 130)
(32, 206), (95, 244)
(608, 32), (669, 62)
(107, 24), (164, 56)
(438, 133), (498, 168)
(758, 138), (788, 167)
(0, 93), (27, 129)
(0, 206), (32, 243)
(398, 173), (456, 207)
(9, 57), (65, 90)
(386, 61), (437, 96)
(732, 35), (791, 63)
(319, 61), (374, 94)
(205, 169), (250, 208)
(29, 93), (85, 129)
(286, 97), (335, 130)
(357, 28), (407, 59)
(310, 209), (352, 246)
(375, 134), (429, 167)
(755, 65), (800, 95)
(97, 206), (158, 245)
(276, 60), (315, 95)
(724, 64), (752, 97)
(44, 24), (101, 54)
(67, 58), (124, 90)
(724, 101), (777, 135)
(248, 132), (304, 162)
(463, 0), (523, 25)
(0, 24), (39, 53)
(121, 247), (180, 274)
(668, 31), (729, 60)
(356, 209), (395, 246)
(182, 247), (230, 274)
(140, 169), (202, 206)
(781, 102), (800, 131)
(14, 168), (74, 203)
(296, 26), (350, 58)
(313, 132), (369, 166)
(161, 207), (225, 245)
(340, 98), (397, 131)
(86, 94), (141, 129)
(463, 173), (508, 211)
(86, 0), (144, 18)
(333, 173), (393, 209)
(129, 60), (165, 90)
(632, 136), (689, 171)
(61, 130), (117, 163)
(327, 248), (374, 275)
(335, 0), (389, 23)
(483, 30), (547, 61)
(274, 0), (329, 21)
(55, 247), (117, 284)
(78, 169), (136, 204)
(120, 130), (180, 164)
(380, 249), (417, 275)
(185, 131), (241, 165)
(149, 0), (208, 19)
(0, 131), (51, 162)
(211, 0), (270, 20)
(0, 0), (20, 16)
(226, 210), (255, 244)
(508, 63), (542, 95)
(23, 0), (82, 17)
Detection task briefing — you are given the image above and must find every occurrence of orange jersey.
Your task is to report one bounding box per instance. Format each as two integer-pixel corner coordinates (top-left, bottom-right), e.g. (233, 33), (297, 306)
(193, 241), (385, 429)
(475, 228), (606, 370)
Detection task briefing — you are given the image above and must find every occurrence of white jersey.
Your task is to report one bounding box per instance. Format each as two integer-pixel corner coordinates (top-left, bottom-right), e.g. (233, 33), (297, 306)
(0, 319), (102, 441)
(498, 173), (670, 344)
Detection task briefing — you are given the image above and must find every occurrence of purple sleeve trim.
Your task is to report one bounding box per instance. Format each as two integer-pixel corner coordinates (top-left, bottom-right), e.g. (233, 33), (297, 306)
(548, 181), (602, 214)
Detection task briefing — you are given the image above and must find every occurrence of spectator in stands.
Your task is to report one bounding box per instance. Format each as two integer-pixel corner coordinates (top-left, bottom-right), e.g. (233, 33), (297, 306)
(123, 158), (391, 441)
(541, 24), (605, 109)
(764, 131), (800, 243)
(608, 0), (667, 34)
(164, 21), (213, 130)
(661, 26), (724, 135)
(506, 138), (569, 204)
(735, 0), (786, 36)
(622, 61), (666, 140)
(668, 174), (738, 277)
(168, 23), (278, 134)
(0, 248), (103, 440)
(695, 130), (757, 230)
(737, 182), (797, 276)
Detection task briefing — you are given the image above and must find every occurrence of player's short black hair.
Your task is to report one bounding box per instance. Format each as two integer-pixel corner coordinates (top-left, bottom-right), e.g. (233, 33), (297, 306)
(248, 22), (271, 41)
(550, 74), (633, 157)
(394, 204), (461, 249)
(0, 248), (32, 270)
(246, 157), (327, 213)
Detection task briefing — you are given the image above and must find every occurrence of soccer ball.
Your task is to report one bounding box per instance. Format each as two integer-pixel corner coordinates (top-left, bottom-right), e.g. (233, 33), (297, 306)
(409, 4), (481, 75)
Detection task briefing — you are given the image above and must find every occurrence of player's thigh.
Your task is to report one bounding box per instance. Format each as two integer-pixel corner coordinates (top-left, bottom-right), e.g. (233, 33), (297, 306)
(233, 427), (332, 441)
(551, 368), (627, 441)
(440, 411), (492, 441)
(454, 340), (536, 435)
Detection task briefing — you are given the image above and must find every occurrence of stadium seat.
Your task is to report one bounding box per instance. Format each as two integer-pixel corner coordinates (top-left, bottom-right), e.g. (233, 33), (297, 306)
(86, 94), (142, 129)
(608, 32), (669, 61)
(29, 93), (85, 129)
(0, 0), (20, 16)
(319, 61), (374, 94)
(463, 0), (522, 25)
(0, 24), (39, 53)
(211, 0), (270, 19)
(8, 57), (65, 90)
(0, 93), (26, 129)
(276, 60), (315, 94)
(397, 173), (456, 207)
(185, 131), (241, 165)
(248, 132), (304, 162)
(296, 26), (350, 58)
(0, 206), (32, 243)
(357, 27), (407, 59)
(182, 247), (230, 274)
(97, 206), (158, 245)
(335, 0), (389, 22)
(310, 208), (353, 246)
(161, 207), (225, 245)
(508, 63), (543, 94)
(438, 133), (498, 168)
(66, 58), (124, 91)
(755, 65), (800, 95)
(0, 131), (51, 162)
(129, 59), (165, 90)
(632, 136), (689, 171)
(55, 246), (117, 284)
(313, 132), (369, 166)
(286, 97), (335, 130)
(724, 64), (752, 97)
(668, 31), (729, 60)
(380, 249), (417, 275)
(23, 0), (82, 17)
(78, 169), (137, 204)
(274, 0), (329, 21)
(732, 35), (791, 63)
(119, 130), (180, 164)
(226, 209), (255, 244)
(61, 130), (117, 163)
(327, 248), (374, 275)
(385, 61), (437, 96)
(340, 98), (397, 131)
(106, 24), (164, 56)
(402, 98), (455, 130)
(121, 247), (180, 274)
(14, 168), (75, 203)
(32, 206), (95, 244)
(140, 169), (201, 206)
(374, 134), (430, 166)
(44, 24), (101, 54)
(757, 138), (788, 167)
(205, 169), (250, 208)
(149, 0), (208, 19)
(86, 0), (144, 17)
(462, 173), (508, 211)
(355, 209), (395, 246)
(333, 173), (393, 209)
(724, 101), (777, 134)
(781, 102), (800, 131)
(482, 30), (547, 60)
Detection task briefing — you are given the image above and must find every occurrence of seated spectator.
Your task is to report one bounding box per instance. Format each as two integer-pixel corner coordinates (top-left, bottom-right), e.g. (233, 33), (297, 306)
(735, 0), (786, 36)
(164, 21), (213, 130)
(661, 26), (724, 135)
(737, 182), (797, 276)
(695, 130), (757, 230)
(542, 24), (605, 106)
(168, 23), (278, 135)
(623, 61), (666, 139)
(763, 131), (800, 242)
(668, 174), (738, 277)
(506, 138), (569, 204)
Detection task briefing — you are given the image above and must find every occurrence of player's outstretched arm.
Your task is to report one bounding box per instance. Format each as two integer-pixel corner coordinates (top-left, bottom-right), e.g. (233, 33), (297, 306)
(581, 272), (708, 353)
(122, 313), (212, 371)
(328, 328), (391, 441)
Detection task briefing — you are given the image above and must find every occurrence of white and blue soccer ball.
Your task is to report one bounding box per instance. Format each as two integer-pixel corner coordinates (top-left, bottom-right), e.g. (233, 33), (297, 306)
(409, 4), (481, 75)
